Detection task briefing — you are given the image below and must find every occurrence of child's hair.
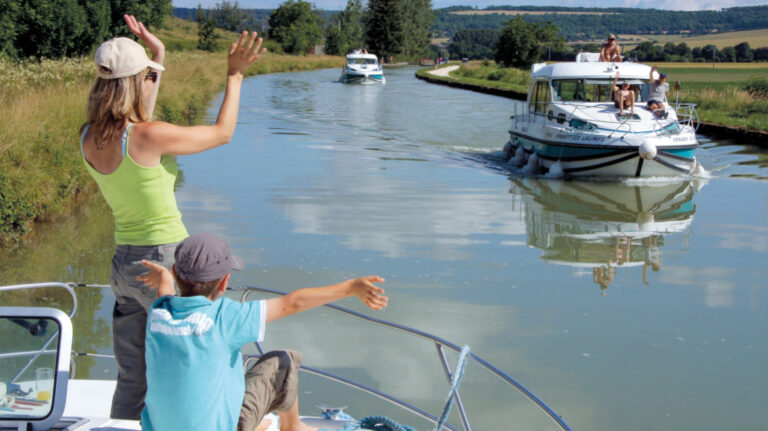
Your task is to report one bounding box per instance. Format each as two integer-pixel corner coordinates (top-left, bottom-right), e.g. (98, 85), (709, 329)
(175, 275), (224, 297)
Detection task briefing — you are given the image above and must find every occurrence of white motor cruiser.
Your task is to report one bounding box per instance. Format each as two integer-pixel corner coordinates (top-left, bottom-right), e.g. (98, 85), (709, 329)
(341, 51), (385, 84)
(504, 55), (701, 178)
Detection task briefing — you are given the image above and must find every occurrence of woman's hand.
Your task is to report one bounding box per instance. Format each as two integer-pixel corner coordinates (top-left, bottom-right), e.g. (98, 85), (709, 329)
(348, 276), (388, 310)
(124, 14), (165, 63)
(136, 260), (176, 298)
(228, 31), (267, 77)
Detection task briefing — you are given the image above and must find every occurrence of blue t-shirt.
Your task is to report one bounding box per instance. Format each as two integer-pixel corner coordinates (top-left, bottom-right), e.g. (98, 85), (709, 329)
(141, 295), (267, 431)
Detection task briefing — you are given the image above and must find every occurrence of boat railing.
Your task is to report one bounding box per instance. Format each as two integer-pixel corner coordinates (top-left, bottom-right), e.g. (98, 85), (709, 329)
(673, 103), (700, 132)
(235, 285), (572, 431)
(515, 101), (697, 139)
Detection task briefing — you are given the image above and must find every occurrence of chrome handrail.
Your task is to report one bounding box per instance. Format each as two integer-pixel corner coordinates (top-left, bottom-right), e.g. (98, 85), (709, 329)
(235, 285), (572, 431)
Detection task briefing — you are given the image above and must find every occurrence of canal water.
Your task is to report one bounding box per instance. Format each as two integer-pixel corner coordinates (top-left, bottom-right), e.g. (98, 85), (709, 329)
(1, 66), (766, 430)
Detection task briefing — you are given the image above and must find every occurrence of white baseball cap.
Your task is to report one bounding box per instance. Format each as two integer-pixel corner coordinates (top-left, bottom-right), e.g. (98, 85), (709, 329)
(95, 37), (165, 79)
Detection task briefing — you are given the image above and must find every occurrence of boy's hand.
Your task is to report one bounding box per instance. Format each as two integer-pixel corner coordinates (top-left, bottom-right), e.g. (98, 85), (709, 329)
(137, 260), (176, 298)
(124, 14), (165, 60)
(348, 276), (388, 310)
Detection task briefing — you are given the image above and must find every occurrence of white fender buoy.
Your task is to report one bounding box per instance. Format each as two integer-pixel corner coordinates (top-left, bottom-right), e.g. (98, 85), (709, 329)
(636, 211), (656, 232)
(523, 153), (540, 174)
(512, 146), (527, 167)
(639, 140), (657, 160)
(545, 162), (564, 178)
(503, 141), (514, 160)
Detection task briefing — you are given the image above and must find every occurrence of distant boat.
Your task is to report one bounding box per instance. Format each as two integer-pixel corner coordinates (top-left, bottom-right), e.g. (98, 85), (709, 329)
(340, 50), (385, 84)
(504, 55), (701, 178)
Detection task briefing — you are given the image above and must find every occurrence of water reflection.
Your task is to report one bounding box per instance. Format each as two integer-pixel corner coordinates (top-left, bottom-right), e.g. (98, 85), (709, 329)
(510, 178), (701, 294)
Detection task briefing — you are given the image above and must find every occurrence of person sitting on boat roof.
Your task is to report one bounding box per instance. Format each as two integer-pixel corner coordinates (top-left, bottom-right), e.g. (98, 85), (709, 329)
(647, 66), (670, 119)
(600, 34), (622, 62)
(612, 72), (635, 116)
(136, 233), (387, 431)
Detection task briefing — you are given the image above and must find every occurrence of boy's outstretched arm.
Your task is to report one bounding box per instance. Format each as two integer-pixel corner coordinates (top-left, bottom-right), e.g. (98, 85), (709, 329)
(137, 260), (176, 298)
(266, 276), (387, 323)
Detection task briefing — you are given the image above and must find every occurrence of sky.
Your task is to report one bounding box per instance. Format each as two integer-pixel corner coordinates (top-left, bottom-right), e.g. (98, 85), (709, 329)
(173, 0), (768, 12)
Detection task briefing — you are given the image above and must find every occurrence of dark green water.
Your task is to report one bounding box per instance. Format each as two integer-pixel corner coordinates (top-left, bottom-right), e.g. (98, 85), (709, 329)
(1, 66), (766, 430)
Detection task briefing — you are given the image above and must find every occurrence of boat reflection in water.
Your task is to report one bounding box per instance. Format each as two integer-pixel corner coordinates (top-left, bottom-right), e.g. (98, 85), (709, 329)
(510, 178), (702, 294)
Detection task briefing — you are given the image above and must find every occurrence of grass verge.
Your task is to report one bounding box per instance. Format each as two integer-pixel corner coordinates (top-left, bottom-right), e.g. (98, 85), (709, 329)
(0, 20), (343, 246)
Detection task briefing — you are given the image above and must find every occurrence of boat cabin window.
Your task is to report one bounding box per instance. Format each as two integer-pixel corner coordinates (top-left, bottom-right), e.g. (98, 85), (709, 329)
(348, 58), (377, 65)
(553, 79), (646, 103)
(0, 316), (60, 420)
(530, 81), (551, 114)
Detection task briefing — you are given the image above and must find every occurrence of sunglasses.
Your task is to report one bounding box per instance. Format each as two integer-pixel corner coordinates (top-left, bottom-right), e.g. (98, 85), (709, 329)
(145, 71), (158, 83)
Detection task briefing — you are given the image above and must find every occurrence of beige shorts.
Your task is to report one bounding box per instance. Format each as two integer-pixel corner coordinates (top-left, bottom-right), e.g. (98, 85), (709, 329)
(238, 350), (303, 431)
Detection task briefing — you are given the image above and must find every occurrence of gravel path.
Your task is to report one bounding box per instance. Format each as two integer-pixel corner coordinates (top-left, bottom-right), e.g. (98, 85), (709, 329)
(427, 65), (459, 77)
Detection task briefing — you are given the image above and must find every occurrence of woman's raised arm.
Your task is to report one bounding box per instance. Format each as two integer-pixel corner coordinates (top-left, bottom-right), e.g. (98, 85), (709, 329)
(133, 31), (267, 158)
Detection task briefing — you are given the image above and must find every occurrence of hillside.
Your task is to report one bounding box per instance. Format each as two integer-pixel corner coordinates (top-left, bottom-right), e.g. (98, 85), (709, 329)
(432, 5), (768, 41)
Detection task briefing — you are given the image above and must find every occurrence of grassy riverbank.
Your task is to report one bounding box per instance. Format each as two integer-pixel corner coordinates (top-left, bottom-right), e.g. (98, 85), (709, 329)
(420, 60), (768, 132)
(0, 18), (344, 246)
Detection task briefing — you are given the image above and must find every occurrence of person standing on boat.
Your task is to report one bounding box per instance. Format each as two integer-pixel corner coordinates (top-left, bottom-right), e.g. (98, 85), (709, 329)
(647, 65), (669, 118)
(600, 34), (622, 62)
(80, 15), (266, 420)
(612, 72), (635, 115)
(136, 233), (387, 431)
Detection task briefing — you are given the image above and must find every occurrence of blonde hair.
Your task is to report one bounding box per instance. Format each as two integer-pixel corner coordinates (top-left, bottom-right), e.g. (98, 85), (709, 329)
(86, 67), (149, 149)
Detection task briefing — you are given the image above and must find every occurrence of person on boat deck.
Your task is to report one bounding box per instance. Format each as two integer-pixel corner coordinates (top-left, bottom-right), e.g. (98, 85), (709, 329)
(600, 34), (622, 62)
(647, 65), (670, 118)
(612, 72), (635, 116)
(136, 233), (388, 431)
(80, 15), (266, 420)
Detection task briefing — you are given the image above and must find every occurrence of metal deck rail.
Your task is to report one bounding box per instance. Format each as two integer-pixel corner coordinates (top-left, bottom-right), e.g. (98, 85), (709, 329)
(236, 285), (573, 431)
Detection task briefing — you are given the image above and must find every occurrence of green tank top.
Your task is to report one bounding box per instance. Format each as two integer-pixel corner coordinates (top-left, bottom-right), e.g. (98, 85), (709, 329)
(81, 124), (188, 246)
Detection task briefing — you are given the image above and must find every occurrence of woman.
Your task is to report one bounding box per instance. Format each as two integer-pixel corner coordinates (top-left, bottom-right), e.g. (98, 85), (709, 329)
(80, 15), (266, 420)
(612, 72), (634, 116)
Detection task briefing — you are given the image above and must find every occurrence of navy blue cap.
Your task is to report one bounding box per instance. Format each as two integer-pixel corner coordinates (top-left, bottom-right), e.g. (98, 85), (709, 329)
(174, 233), (244, 282)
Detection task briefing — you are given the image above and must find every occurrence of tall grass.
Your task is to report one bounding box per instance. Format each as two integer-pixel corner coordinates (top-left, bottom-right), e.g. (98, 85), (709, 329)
(450, 60), (530, 93)
(0, 45), (343, 245)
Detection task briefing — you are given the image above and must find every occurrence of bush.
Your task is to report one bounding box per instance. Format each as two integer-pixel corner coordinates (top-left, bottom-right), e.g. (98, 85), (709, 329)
(745, 75), (768, 99)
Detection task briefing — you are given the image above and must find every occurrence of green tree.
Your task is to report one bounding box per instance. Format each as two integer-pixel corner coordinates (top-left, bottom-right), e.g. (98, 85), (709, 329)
(212, 0), (247, 32)
(734, 42), (754, 62)
(400, 0), (433, 58)
(325, 0), (363, 56)
(495, 16), (563, 68)
(268, 0), (324, 54)
(364, 0), (404, 59)
(0, 0), (170, 59)
(196, 4), (220, 52)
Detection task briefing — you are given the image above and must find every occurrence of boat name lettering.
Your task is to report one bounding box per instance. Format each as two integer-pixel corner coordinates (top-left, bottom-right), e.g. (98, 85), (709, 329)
(672, 136), (692, 142)
(555, 133), (605, 142)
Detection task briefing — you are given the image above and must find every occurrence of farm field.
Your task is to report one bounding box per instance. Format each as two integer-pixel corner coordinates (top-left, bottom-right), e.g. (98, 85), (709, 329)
(451, 10), (619, 15)
(573, 29), (768, 50)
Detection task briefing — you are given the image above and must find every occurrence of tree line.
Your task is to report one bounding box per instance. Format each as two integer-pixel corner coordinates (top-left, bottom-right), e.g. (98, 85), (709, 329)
(447, 28), (768, 64)
(432, 5), (768, 41)
(0, 0), (171, 60)
(0, 0), (433, 62)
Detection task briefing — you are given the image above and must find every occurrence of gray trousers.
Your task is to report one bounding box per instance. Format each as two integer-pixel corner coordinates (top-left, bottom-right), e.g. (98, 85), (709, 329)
(238, 350), (303, 431)
(109, 243), (177, 420)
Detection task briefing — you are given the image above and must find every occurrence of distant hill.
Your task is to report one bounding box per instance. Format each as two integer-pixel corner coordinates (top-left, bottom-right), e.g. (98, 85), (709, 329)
(432, 5), (768, 41)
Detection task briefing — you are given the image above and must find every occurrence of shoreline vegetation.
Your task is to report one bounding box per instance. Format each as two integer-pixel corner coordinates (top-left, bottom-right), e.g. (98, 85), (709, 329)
(416, 60), (768, 138)
(0, 17), (344, 246)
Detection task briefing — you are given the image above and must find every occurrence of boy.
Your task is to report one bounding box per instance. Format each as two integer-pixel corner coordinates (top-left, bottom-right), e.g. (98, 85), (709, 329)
(647, 65), (669, 118)
(136, 233), (387, 431)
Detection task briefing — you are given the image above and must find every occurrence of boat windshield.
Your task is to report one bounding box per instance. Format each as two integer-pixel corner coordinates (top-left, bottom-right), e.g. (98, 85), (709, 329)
(348, 58), (377, 65)
(552, 79), (647, 103)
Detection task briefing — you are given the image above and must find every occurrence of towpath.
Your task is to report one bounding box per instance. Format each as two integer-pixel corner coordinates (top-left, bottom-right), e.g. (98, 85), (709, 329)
(427, 65), (459, 77)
